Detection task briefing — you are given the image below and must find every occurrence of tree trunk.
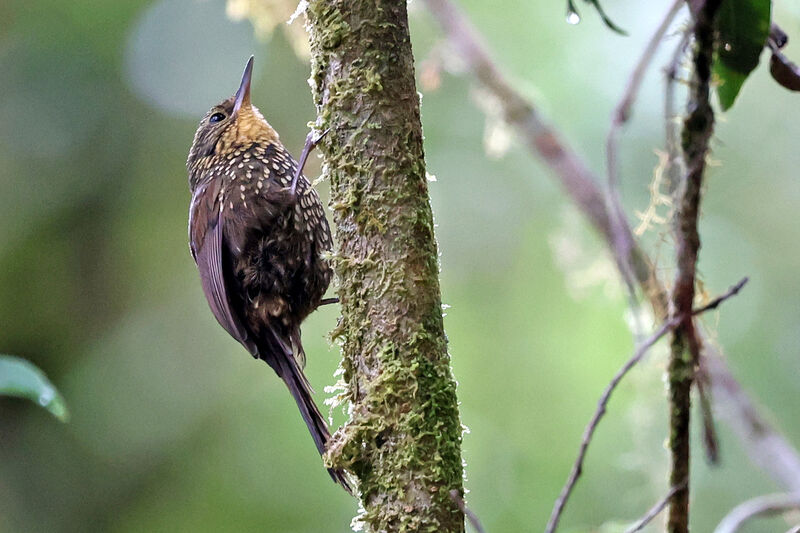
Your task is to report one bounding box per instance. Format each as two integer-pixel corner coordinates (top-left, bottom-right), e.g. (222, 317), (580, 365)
(305, 1), (465, 531)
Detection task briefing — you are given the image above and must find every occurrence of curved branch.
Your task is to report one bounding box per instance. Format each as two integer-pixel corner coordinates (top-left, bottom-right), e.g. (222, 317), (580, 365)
(714, 493), (800, 533)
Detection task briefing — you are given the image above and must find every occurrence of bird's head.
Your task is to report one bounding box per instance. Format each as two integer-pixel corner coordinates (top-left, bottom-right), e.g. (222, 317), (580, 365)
(187, 56), (279, 181)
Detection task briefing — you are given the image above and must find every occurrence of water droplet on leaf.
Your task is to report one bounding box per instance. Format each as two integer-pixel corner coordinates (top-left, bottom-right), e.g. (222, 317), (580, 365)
(38, 388), (55, 406)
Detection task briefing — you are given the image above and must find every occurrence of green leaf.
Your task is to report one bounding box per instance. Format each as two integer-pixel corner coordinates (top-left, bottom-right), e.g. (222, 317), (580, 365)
(713, 0), (772, 110)
(0, 355), (69, 421)
(715, 62), (749, 110)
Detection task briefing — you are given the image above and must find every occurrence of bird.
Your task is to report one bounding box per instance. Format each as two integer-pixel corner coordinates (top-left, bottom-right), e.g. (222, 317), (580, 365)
(186, 56), (350, 492)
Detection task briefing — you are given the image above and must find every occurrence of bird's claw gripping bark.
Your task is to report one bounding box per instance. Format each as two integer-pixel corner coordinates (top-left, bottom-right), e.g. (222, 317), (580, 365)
(290, 128), (331, 195)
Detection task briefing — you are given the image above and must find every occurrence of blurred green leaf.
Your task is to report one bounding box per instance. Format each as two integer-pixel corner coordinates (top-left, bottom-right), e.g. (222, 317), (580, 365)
(715, 62), (749, 111)
(0, 355), (69, 422)
(713, 0), (771, 110)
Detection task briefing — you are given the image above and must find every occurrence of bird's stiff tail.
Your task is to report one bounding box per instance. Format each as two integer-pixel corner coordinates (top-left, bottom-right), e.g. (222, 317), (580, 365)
(275, 347), (352, 494)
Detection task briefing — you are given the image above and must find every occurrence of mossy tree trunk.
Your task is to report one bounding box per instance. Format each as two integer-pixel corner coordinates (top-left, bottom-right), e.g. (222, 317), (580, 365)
(305, 1), (465, 531)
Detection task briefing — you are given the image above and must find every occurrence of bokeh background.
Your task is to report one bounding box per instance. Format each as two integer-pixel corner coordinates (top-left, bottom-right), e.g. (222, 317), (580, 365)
(1, 0), (799, 531)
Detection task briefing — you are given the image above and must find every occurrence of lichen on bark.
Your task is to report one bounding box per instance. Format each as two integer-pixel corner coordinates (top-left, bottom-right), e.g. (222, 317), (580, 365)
(304, 1), (465, 531)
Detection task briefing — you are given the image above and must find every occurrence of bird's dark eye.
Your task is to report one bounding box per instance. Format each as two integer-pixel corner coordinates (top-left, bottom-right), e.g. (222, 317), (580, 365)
(209, 112), (226, 123)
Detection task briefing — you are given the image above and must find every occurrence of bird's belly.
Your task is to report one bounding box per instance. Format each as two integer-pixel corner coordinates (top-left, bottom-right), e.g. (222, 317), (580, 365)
(232, 218), (330, 325)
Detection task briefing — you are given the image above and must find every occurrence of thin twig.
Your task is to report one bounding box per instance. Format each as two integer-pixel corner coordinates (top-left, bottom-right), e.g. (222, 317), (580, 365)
(682, 274), (747, 467)
(714, 493), (800, 533)
(695, 368), (719, 464)
(664, 28), (692, 198)
(610, 0), (685, 130)
(449, 490), (486, 533)
(422, 0), (800, 499)
(606, 0), (684, 294)
(545, 278), (745, 533)
(545, 319), (676, 533)
(625, 480), (688, 533)
(692, 277), (748, 315)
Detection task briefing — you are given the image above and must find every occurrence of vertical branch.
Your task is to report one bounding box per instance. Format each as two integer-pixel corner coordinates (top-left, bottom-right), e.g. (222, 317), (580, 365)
(668, 1), (722, 531)
(305, 1), (464, 531)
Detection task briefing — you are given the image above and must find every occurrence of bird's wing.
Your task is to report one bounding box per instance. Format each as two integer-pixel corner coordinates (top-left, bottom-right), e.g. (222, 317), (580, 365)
(190, 185), (258, 356)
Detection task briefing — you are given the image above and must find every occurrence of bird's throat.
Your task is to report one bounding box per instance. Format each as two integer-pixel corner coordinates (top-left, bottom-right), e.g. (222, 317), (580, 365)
(218, 106), (279, 154)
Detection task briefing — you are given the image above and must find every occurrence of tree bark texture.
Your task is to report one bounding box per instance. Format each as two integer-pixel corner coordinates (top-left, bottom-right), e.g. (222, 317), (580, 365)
(305, 1), (465, 531)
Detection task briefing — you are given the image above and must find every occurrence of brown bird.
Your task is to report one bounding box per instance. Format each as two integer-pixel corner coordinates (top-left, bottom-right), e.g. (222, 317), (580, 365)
(186, 57), (349, 491)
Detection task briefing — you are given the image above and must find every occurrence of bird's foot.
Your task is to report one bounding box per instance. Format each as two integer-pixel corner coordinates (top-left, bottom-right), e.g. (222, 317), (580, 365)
(289, 127), (331, 196)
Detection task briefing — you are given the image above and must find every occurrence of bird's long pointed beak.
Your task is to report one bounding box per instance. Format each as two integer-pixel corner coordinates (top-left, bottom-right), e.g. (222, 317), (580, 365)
(233, 56), (254, 115)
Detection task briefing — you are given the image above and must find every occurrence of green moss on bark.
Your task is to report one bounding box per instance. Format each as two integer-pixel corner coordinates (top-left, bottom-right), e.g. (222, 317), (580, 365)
(306, 1), (464, 531)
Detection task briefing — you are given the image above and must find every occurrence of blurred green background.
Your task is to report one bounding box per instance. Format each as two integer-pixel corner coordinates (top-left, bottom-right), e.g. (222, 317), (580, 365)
(1, 0), (799, 531)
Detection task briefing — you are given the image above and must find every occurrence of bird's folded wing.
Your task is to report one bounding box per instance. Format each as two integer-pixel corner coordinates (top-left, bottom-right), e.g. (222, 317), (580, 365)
(194, 208), (258, 356)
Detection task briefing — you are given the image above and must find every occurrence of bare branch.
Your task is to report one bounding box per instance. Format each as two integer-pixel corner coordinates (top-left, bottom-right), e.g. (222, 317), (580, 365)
(610, 0), (685, 130)
(692, 277), (749, 315)
(546, 279), (745, 533)
(714, 493), (800, 533)
(422, 0), (800, 502)
(661, 24), (722, 466)
(449, 490), (486, 533)
(667, 2), (723, 530)
(667, 0), (722, 533)
(607, 0), (684, 286)
(545, 319), (676, 533)
(664, 27), (692, 197)
(625, 480), (688, 533)
(687, 276), (747, 467)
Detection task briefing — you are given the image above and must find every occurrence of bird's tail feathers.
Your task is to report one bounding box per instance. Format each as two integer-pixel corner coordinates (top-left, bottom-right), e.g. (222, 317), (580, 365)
(267, 332), (352, 494)
(290, 328), (308, 370)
